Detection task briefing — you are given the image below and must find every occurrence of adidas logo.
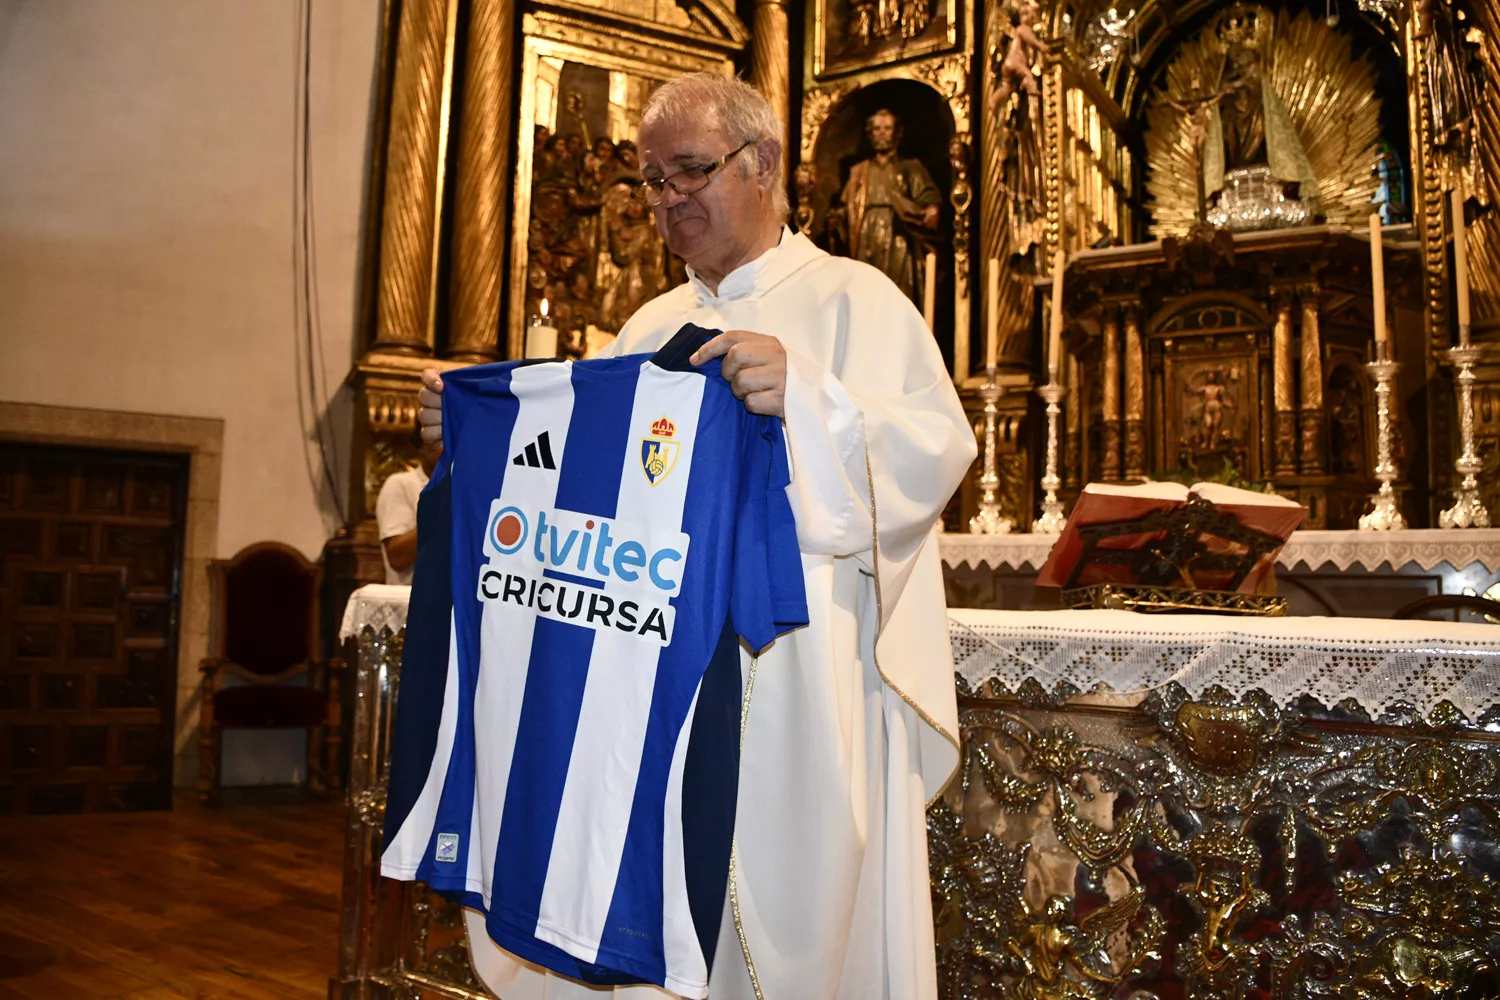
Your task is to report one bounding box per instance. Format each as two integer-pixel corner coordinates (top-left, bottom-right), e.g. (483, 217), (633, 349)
(511, 431), (557, 470)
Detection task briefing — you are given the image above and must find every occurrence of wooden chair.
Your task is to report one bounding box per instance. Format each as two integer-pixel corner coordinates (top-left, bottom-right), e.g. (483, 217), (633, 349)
(198, 542), (341, 805)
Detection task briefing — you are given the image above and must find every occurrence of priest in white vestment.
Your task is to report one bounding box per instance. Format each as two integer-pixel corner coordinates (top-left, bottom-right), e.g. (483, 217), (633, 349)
(418, 73), (976, 1000)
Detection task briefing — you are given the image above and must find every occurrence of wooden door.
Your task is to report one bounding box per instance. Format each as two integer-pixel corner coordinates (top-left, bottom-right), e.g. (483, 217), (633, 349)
(0, 443), (188, 815)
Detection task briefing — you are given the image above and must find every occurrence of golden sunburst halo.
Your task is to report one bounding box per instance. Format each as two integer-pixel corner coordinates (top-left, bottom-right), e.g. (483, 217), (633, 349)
(1144, 7), (1383, 239)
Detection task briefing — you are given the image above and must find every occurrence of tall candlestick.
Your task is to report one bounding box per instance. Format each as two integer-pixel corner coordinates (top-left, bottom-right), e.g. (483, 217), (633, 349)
(1369, 213), (1387, 352)
(1453, 185), (1472, 345)
(1358, 358), (1407, 531)
(1048, 249), (1066, 377)
(968, 368), (1013, 535)
(922, 253), (937, 332)
(1440, 344), (1492, 528)
(985, 258), (999, 371)
(1032, 380), (1066, 534)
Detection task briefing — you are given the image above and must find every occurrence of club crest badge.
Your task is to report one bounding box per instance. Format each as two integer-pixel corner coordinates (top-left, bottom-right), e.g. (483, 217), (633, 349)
(640, 415), (680, 486)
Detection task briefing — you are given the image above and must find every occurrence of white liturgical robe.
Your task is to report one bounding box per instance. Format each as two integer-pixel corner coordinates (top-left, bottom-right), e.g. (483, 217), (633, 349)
(464, 228), (976, 1000)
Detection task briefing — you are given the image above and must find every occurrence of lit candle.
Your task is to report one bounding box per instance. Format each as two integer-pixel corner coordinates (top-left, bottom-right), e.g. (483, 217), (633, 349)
(526, 298), (559, 359)
(1369, 213), (1387, 356)
(922, 252), (937, 332)
(985, 258), (999, 371)
(1453, 185), (1472, 345)
(1048, 248), (1066, 379)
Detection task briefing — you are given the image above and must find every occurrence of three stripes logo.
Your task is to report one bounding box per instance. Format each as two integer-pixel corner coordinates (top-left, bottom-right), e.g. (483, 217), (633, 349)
(512, 431), (557, 470)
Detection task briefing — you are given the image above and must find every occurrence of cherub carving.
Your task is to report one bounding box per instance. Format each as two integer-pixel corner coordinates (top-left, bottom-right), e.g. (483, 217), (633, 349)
(1006, 887), (1165, 1000)
(989, 4), (1051, 113)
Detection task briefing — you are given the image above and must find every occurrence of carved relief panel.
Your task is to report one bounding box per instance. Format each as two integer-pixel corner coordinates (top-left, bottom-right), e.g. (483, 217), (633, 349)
(507, 8), (742, 360)
(1151, 302), (1270, 483)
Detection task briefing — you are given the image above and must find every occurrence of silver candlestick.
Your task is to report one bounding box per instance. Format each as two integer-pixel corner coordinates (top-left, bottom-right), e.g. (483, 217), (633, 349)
(1439, 341), (1491, 528)
(969, 368), (1014, 534)
(1032, 379), (1066, 534)
(1358, 357), (1407, 531)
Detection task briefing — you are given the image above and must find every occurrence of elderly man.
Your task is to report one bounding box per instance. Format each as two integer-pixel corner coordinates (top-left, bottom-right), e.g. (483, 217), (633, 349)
(418, 73), (975, 1000)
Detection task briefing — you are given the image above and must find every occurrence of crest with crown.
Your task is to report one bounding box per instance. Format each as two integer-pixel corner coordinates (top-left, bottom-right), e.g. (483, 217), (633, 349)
(650, 416), (676, 439)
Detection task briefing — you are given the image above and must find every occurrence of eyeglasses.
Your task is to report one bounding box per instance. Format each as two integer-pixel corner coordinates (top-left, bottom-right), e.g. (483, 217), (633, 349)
(640, 140), (754, 205)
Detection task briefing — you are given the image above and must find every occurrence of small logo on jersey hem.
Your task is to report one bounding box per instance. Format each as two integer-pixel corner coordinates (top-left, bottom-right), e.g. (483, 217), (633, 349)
(640, 415), (679, 486)
(435, 833), (460, 863)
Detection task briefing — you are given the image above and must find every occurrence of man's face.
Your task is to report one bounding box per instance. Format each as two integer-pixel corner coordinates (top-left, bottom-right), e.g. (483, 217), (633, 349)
(638, 120), (763, 267)
(868, 113), (898, 153)
(595, 138), (614, 159)
(566, 135), (583, 156)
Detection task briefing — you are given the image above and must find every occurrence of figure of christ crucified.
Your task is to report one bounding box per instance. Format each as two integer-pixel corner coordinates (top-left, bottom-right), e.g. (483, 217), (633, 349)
(1166, 71), (1234, 223)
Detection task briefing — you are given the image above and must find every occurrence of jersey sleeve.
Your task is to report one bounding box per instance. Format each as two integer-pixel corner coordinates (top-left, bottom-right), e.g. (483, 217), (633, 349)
(731, 411), (809, 654)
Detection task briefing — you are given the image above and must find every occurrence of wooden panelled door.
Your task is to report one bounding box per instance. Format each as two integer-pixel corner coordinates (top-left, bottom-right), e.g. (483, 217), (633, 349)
(0, 443), (188, 815)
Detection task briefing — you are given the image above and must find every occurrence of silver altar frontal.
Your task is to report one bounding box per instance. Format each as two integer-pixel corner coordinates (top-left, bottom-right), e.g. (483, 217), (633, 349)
(332, 587), (1500, 1000)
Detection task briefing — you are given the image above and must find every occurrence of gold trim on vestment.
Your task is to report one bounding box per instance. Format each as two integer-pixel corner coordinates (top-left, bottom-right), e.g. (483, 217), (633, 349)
(729, 654), (766, 1000)
(863, 450), (962, 808)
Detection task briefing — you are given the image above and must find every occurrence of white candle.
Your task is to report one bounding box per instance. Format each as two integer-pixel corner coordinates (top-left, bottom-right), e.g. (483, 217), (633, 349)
(526, 298), (559, 359)
(1369, 213), (1387, 355)
(922, 252), (937, 332)
(1048, 248), (1066, 378)
(1453, 185), (1471, 344)
(985, 258), (999, 371)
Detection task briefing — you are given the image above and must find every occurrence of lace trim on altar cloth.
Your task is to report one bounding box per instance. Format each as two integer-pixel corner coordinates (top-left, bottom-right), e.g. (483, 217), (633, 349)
(339, 584), (412, 642)
(948, 608), (1500, 722)
(938, 527), (1500, 573)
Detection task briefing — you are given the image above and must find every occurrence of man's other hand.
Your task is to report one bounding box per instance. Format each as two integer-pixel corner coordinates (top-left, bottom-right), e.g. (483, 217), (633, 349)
(689, 330), (787, 417)
(418, 369), (445, 446)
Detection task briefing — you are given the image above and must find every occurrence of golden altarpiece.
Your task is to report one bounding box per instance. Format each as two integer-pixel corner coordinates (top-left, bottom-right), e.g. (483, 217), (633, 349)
(329, 0), (1500, 998)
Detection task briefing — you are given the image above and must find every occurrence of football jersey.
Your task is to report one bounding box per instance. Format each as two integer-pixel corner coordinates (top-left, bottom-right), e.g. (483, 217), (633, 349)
(381, 326), (808, 999)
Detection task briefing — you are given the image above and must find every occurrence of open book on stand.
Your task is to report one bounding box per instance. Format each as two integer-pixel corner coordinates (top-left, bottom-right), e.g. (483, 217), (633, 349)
(1037, 481), (1307, 613)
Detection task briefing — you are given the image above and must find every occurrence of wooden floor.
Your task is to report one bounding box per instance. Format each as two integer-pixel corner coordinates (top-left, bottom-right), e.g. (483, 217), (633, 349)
(0, 791), (345, 999)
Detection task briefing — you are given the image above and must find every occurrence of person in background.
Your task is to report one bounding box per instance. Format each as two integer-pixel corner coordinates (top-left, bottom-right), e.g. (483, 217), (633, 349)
(375, 423), (442, 585)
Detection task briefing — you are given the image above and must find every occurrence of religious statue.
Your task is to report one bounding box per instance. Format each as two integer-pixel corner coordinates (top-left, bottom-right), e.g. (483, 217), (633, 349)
(829, 109), (942, 305)
(1198, 8), (1321, 211)
(1180, 366), (1242, 468)
(989, 4), (1050, 114)
(1198, 370), (1228, 445)
(793, 162), (818, 235)
(1166, 71), (1234, 222)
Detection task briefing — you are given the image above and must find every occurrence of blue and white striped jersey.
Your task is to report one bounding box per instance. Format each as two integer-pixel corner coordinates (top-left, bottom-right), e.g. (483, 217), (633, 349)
(381, 327), (808, 998)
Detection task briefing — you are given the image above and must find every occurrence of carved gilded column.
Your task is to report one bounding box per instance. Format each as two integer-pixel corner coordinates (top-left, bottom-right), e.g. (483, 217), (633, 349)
(374, 0), (455, 354)
(1065, 351), (1082, 488)
(978, 1), (1006, 268)
(1123, 305), (1146, 480)
(1299, 286), (1326, 474)
(1273, 292), (1297, 476)
(749, 0), (790, 182)
(448, 0), (514, 361)
(1102, 308), (1122, 481)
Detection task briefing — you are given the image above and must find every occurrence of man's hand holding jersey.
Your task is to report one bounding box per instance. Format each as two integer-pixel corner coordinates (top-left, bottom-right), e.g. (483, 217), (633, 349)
(417, 329), (788, 446)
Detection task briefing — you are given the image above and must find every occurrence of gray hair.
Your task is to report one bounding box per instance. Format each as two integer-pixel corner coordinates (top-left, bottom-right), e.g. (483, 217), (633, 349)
(639, 73), (789, 222)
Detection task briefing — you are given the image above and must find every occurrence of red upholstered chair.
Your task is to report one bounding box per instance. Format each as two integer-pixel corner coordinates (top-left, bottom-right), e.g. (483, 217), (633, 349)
(198, 542), (341, 805)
